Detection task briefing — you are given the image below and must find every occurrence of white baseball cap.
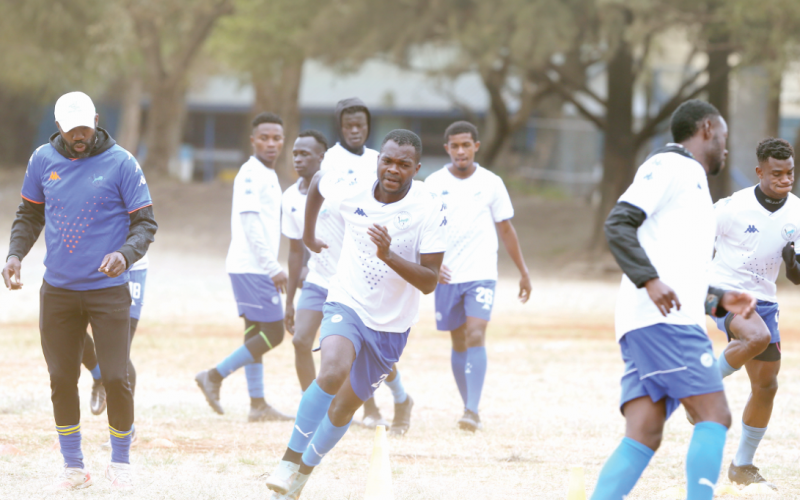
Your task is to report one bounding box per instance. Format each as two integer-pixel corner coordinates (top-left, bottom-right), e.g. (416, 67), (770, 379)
(54, 92), (96, 133)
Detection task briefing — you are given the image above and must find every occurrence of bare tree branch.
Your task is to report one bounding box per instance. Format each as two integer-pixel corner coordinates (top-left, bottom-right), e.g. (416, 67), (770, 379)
(546, 76), (607, 130)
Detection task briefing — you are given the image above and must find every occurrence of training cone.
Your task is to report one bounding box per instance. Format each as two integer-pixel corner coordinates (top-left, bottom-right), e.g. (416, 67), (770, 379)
(566, 466), (586, 500)
(364, 425), (393, 500)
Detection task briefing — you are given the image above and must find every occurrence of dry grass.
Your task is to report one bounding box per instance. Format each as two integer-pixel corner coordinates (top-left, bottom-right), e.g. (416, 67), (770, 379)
(2, 265), (800, 499)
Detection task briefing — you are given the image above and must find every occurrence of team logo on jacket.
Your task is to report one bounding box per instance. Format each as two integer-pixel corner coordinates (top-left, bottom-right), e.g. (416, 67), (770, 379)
(781, 223), (798, 242)
(394, 211), (411, 229)
(91, 174), (104, 186)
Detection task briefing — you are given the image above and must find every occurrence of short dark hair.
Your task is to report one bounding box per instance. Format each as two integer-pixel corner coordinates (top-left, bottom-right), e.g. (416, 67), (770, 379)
(756, 137), (794, 164)
(297, 129), (328, 151)
(252, 112), (283, 129)
(342, 105), (368, 117)
(444, 121), (479, 143)
(670, 99), (720, 143)
(381, 129), (422, 161)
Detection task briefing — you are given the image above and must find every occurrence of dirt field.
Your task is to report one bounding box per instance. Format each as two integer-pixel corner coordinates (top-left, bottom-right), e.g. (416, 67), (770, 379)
(1, 168), (800, 499)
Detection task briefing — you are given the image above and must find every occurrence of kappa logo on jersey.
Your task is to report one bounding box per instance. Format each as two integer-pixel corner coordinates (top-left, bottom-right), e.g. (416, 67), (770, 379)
(442, 190), (449, 195)
(49, 171), (61, 181)
(697, 183), (702, 190)
(354, 208), (368, 217)
(245, 177), (252, 183)
(745, 225), (759, 234)
(138, 175), (146, 186)
(441, 203), (446, 211)
(440, 216), (447, 227)
(245, 189), (253, 195)
(395, 211), (411, 229)
(781, 223), (798, 242)
(291, 207), (297, 212)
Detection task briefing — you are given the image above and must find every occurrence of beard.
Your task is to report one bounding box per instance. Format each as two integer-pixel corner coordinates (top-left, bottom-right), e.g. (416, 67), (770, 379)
(706, 135), (725, 176)
(66, 134), (96, 159)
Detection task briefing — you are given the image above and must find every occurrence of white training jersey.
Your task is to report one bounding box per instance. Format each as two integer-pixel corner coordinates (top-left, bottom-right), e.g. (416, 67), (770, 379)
(319, 177), (447, 332)
(225, 156), (283, 275)
(710, 187), (800, 302)
(424, 164), (514, 283)
(614, 150), (716, 341)
(281, 179), (346, 289)
(130, 254), (148, 271)
(320, 142), (379, 180)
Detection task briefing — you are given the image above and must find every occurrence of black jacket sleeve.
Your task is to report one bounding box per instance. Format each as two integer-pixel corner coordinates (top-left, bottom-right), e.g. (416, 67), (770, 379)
(782, 242), (800, 285)
(117, 206), (157, 269)
(604, 202), (659, 288)
(7, 199), (45, 261)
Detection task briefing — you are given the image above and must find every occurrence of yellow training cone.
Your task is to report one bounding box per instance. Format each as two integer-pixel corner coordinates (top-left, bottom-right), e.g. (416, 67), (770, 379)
(566, 466), (586, 500)
(364, 425), (393, 500)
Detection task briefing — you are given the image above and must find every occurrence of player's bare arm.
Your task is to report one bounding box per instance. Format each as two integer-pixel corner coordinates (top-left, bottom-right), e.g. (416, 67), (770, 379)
(496, 219), (531, 303)
(302, 171), (329, 253)
(284, 238), (305, 334)
(438, 264), (452, 284)
(719, 290), (756, 318)
(367, 223), (442, 294)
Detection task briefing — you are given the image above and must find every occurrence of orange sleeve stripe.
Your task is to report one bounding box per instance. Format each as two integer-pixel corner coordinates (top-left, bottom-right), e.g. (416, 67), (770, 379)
(128, 203), (153, 214)
(21, 194), (45, 204)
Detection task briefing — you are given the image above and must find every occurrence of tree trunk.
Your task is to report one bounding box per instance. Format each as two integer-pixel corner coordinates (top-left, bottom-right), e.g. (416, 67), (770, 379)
(706, 35), (731, 201)
(478, 67), (511, 169)
(766, 71), (781, 139)
(591, 36), (635, 251)
(252, 57), (304, 183)
(142, 78), (188, 176)
(116, 74), (144, 154)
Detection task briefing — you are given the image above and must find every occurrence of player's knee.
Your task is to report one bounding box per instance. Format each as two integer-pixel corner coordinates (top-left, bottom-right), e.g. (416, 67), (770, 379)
(261, 321), (285, 349)
(316, 366), (348, 394)
(101, 373), (131, 395)
(329, 398), (359, 424)
(292, 331), (314, 352)
(752, 374), (778, 398)
(464, 328), (486, 348)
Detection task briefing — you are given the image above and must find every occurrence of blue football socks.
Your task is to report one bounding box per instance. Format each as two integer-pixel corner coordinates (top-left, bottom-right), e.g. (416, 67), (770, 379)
(109, 425), (134, 464)
(686, 422), (727, 499)
(215, 345), (255, 378)
(245, 363), (265, 399)
(718, 351), (739, 379)
(288, 381), (336, 453)
(90, 365), (102, 381)
(590, 437), (654, 500)
(302, 414), (352, 467)
(384, 372), (408, 404)
(465, 347), (487, 413)
(451, 349), (468, 406)
(56, 424), (84, 469)
(734, 422), (766, 467)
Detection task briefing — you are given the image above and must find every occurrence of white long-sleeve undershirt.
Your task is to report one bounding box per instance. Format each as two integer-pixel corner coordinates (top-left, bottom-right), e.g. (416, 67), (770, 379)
(241, 211), (283, 277)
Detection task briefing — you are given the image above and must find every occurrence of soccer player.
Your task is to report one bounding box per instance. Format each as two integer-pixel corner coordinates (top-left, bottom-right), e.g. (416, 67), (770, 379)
(282, 130), (332, 389)
(594, 99), (756, 500)
(194, 112), (292, 422)
(264, 130), (446, 499)
(82, 252), (147, 449)
(708, 137), (799, 489)
(319, 97), (409, 429)
(320, 97), (379, 175)
(2, 91), (157, 490)
(424, 121), (531, 431)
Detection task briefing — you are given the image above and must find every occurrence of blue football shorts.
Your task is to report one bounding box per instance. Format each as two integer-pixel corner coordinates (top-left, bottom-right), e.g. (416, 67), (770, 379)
(619, 323), (723, 419)
(434, 280), (496, 331)
(296, 281), (327, 312)
(229, 273), (284, 323)
(128, 269), (147, 320)
(318, 302), (409, 401)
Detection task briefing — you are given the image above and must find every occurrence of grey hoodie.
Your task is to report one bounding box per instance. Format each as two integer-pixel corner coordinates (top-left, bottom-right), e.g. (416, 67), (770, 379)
(335, 97), (372, 155)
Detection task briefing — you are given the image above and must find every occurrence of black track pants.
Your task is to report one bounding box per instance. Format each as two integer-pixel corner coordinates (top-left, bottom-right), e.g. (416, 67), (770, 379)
(40, 280), (133, 430)
(82, 317), (138, 394)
